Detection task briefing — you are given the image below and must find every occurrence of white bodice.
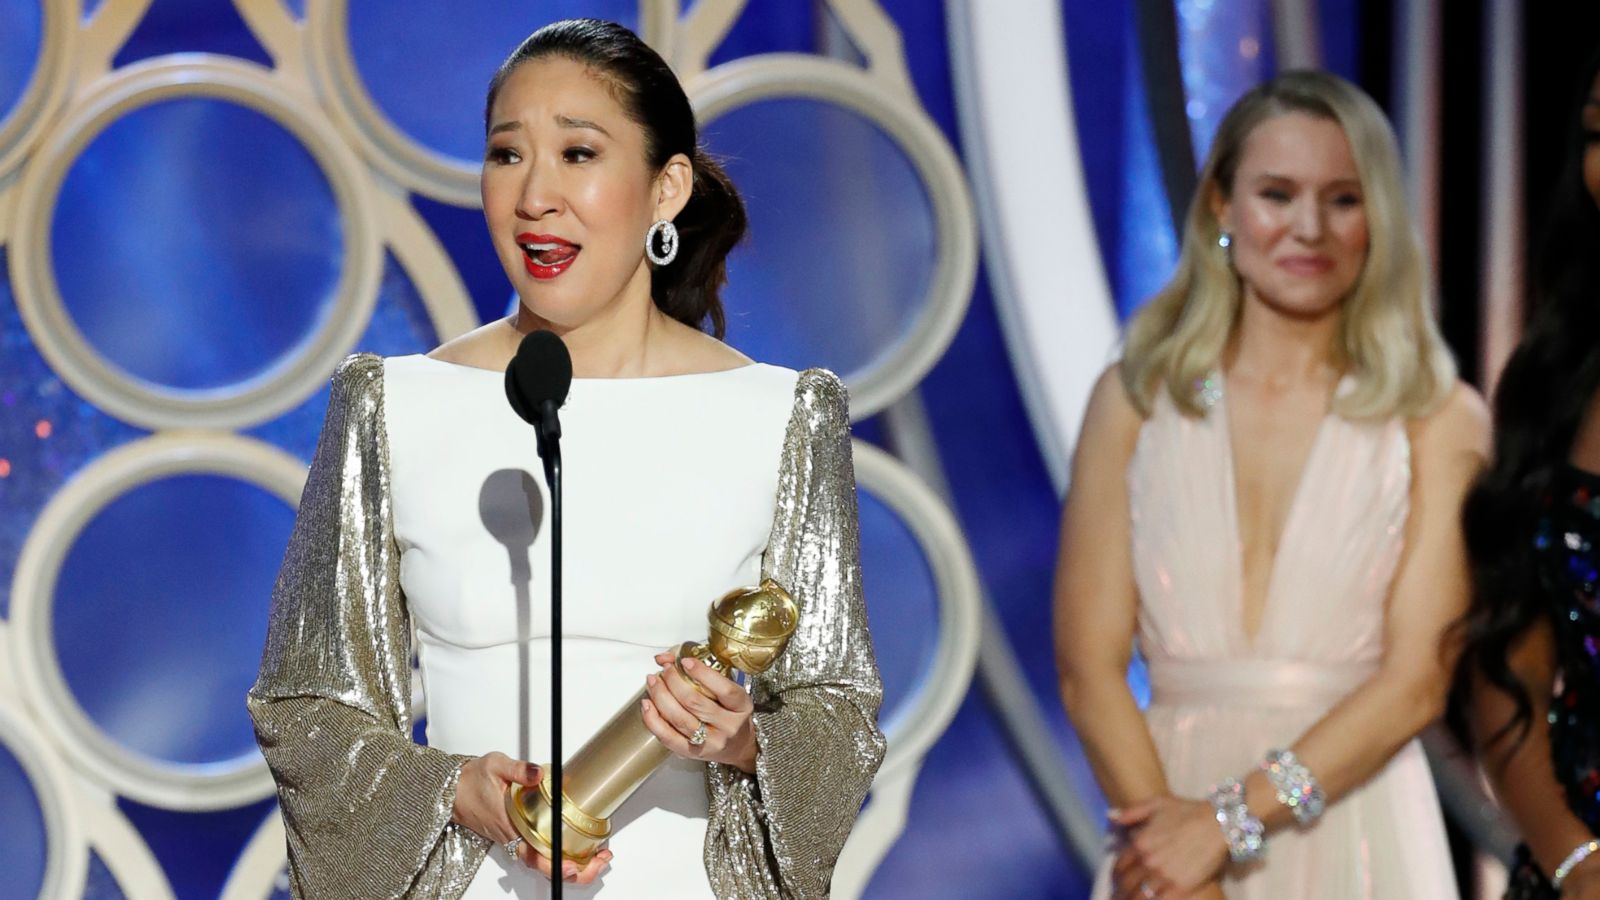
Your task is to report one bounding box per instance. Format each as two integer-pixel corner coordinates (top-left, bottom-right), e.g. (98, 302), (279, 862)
(381, 354), (799, 898)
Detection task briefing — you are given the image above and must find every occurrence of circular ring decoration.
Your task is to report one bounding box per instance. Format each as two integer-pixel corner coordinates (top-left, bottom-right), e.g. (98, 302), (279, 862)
(690, 56), (978, 420)
(81, 791), (174, 898)
(0, 695), (90, 900)
(9, 432), (307, 810)
(8, 56), (381, 432)
(0, 0), (76, 181)
(218, 811), (286, 900)
(304, 0), (676, 206)
(850, 439), (980, 780)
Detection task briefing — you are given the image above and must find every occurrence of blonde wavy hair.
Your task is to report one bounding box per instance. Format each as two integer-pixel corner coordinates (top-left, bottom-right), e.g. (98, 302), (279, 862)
(1120, 69), (1456, 420)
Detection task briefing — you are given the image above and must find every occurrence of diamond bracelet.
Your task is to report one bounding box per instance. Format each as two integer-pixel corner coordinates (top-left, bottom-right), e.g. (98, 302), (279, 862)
(1553, 838), (1600, 890)
(1207, 778), (1265, 864)
(1261, 748), (1326, 826)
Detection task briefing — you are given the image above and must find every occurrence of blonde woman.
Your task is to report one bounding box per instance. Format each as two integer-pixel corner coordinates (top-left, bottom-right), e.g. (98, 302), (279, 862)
(1054, 70), (1488, 899)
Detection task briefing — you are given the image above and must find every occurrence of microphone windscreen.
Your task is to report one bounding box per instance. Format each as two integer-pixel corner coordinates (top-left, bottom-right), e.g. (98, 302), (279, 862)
(504, 330), (573, 425)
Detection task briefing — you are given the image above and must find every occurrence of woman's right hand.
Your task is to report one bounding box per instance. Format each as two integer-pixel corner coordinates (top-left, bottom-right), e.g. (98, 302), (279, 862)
(451, 752), (613, 884)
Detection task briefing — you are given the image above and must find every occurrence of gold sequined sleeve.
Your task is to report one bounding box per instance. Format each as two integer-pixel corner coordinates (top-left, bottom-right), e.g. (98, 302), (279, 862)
(247, 354), (488, 899)
(704, 368), (887, 899)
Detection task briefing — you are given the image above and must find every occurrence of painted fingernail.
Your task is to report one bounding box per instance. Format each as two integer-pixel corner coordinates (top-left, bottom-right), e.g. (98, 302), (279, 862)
(646, 674), (658, 686)
(641, 699), (653, 712)
(682, 658), (696, 669)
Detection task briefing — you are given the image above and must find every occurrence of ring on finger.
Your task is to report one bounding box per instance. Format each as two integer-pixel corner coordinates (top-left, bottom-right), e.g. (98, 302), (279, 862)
(504, 836), (523, 860)
(688, 722), (708, 746)
(1139, 883), (1156, 899)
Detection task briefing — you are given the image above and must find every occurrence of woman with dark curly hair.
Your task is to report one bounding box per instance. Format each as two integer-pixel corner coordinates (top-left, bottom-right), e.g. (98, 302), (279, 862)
(1460, 48), (1600, 900)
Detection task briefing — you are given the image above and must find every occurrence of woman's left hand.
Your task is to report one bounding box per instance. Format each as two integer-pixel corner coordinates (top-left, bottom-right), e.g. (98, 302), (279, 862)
(1110, 796), (1230, 895)
(640, 651), (758, 773)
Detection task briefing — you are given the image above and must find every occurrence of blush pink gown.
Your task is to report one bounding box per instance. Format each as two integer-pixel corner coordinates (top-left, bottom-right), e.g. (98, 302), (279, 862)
(1091, 381), (1457, 898)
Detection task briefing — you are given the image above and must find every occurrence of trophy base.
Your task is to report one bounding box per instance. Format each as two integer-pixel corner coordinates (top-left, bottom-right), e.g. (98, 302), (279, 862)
(505, 776), (611, 864)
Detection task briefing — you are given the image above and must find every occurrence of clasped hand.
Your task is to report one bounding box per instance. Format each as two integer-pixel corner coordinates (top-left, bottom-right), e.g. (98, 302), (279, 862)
(451, 753), (611, 884)
(640, 650), (759, 773)
(1110, 796), (1230, 900)
(451, 650), (756, 885)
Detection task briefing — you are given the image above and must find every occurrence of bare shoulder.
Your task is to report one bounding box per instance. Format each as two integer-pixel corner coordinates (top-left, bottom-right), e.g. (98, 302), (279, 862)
(1569, 388), (1600, 470)
(1409, 381), (1492, 464)
(1073, 362), (1144, 473)
(1083, 363), (1143, 440)
(1405, 383), (1491, 502)
(427, 320), (518, 368)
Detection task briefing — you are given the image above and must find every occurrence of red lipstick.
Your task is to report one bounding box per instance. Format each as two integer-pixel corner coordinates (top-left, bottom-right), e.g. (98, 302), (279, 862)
(517, 232), (580, 280)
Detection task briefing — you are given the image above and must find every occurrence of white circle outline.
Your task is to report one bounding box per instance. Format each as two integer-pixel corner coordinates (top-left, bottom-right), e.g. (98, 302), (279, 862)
(0, 694), (89, 900)
(218, 810), (286, 900)
(0, 0), (76, 180)
(304, 0), (677, 206)
(689, 55), (978, 420)
(9, 432), (306, 810)
(850, 439), (980, 780)
(81, 787), (175, 898)
(8, 56), (382, 432)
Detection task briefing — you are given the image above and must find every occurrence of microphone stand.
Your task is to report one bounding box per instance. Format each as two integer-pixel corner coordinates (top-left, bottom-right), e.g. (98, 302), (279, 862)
(536, 400), (563, 895)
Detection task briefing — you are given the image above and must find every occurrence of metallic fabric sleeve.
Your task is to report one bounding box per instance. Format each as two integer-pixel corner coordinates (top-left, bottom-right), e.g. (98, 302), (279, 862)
(704, 369), (888, 899)
(247, 354), (488, 899)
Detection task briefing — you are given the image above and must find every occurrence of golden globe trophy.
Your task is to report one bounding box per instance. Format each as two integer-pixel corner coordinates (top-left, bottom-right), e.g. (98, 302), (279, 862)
(505, 579), (799, 863)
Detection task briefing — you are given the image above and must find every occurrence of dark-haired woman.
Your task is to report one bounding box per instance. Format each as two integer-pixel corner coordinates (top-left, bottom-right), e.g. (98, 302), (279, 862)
(1461, 50), (1600, 900)
(247, 19), (884, 899)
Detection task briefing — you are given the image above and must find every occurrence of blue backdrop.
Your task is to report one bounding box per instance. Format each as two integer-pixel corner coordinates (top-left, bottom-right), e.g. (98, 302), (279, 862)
(0, 1), (1364, 897)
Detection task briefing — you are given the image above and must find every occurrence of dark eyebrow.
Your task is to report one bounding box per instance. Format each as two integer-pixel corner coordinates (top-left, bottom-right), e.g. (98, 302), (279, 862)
(556, 115), (610, 137)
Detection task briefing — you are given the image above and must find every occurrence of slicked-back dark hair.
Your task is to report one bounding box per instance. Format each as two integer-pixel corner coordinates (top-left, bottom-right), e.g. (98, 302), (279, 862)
(485, 19), (745, 338)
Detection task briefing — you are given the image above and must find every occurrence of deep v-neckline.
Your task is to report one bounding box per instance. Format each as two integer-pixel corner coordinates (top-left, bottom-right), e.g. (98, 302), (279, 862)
(1214, 374), (1338, 650)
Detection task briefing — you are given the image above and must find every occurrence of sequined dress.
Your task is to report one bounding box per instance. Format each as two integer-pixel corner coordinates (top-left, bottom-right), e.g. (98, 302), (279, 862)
(1091, 379), (1458, 898)
(247, 354), (885, 899)
(1506, 464), (1600, 898)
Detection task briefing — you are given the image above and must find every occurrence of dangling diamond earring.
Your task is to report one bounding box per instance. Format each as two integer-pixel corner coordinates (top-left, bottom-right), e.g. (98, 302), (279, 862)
(646, 219), (679, 265)
(1217, 231), (1232, 250)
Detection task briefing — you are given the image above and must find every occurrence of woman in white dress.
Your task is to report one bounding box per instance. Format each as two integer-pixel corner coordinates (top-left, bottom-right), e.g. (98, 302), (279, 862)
(1053, 70), (1488, 899)
(247, 19), (884, 899)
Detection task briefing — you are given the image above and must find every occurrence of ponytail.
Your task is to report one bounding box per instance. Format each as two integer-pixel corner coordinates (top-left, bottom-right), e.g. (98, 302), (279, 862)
(652, 150), (745, 338)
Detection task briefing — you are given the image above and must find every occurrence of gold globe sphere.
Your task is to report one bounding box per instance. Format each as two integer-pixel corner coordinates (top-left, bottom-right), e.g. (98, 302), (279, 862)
(707, 579), (799, 674)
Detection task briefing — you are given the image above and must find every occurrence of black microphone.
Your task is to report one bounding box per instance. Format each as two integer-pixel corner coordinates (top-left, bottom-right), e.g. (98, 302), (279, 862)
(503, 330), (571, 886)
(505, 329), (573, 469)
